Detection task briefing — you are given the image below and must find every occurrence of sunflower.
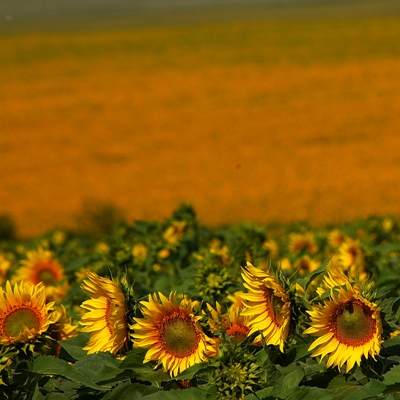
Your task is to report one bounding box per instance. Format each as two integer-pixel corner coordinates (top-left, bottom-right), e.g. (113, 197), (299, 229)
(288, 232), (317, 255)
(315, 262), (357, 297)
(327, 229), (346, 248)
(337, 238), (364, 270)
(80, 271), (128, 355)
(304, 282), (383, 373)
(162, 221), (187, 245)
(207, 302), (250, 344)
(12, 247), (68, 301)
(131, 292), (216, 377)
(293, 255), (320, 275)
(0, 281), (55, 345)
(50, 305), (79, 342)
(240, 262), (291, 351)
(14, 247), (64, 286)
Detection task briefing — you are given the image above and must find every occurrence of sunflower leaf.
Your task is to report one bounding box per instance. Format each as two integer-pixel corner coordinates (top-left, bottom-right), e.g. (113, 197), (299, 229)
(32, 356), (108, 391)
(383, 364), (400, 385)
(58, 333), (90, 361)
(175, 361), (216, 380)
(73, 352), (123, 384)
(102, 382), (159, 400)
(340, 379), (387, 400)
(297, 258), (330, 293)
(139, 387), (215, 400)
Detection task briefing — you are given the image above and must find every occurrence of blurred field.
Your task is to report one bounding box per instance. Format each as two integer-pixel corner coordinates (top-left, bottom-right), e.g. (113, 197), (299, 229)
(1, 1), (400, 237)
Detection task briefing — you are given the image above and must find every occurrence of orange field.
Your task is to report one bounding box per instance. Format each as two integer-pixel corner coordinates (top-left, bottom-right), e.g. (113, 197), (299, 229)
(1, 7), (400, 238)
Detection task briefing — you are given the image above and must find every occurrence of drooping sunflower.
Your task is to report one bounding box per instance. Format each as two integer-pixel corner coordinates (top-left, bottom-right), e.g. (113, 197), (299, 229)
(240, 262), (291, 352)
(304, 282), (383, 373)
(80, 271), (128, 355)
(0, 281), (55, 345)
(12, 247), (68, 301)
(131, 292), (216, 378)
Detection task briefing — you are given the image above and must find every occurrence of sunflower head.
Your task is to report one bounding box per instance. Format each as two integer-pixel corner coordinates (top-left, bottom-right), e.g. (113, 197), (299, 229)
(14, 247), (64, 287)
(240, 262), (291, 352)
(293, 255), (320, 275)
(80, 271), (128, 355)
(131, 291), (216, 377)
(305, 282), (383, 373)
(288, 232), (317, 255)
(0, 281), (55, 346)
(207, 302), (250, 344)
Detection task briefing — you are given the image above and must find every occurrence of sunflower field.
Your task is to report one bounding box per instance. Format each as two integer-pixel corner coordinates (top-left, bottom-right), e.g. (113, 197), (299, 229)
(0, 204), (400, 399)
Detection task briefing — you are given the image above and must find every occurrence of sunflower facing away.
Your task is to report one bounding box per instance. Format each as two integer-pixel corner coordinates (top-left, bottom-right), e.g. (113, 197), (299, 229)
(131, 292), (216, 377)
(80, 271), (128, 355)
(0, 281), (55, 346)
(240, 262), (291, 352)
(304, 282), (383, 373)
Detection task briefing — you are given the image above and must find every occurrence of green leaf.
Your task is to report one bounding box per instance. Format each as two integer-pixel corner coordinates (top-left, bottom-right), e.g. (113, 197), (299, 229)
(244, 386), (274, 399)
(294, 344), (312, 362)
(65, 255), (92, 273)
(283, 364), (304, 390)
(74, 352), (123, 384)
(119, 349), (170, 382)
(102, 382), (159, 400)
(119, 348), (149, 372)
(140, 388), (214, 400)
(58, 332), (90, 361)
(32, 356), (108, 391)
(371, 243), (400, 253)
(342, 379), (387, 400)
(383, 364), (400, 385)
(279, 386), (334, 400)
(297, 258), (330, 292)
(175, 362), (213, 381)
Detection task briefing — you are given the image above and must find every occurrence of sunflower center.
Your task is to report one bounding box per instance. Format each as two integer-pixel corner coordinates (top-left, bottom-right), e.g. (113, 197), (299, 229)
(37, 266), (58, 286)
(226, 324), (249, 343)
(265, 289), (285, 327)
(161, 314), (200, 356)
(332, 299), (376, 346)
(2, 307), (41, 338)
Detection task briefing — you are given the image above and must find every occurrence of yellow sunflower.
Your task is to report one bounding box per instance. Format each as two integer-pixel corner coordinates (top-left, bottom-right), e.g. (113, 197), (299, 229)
(327, 229), (346, 248)
(293, 255), (320, 275)
(207, 302), (250, 344)
(162, 221), (187, 245)
(80, 271), (128, 355)
(13, 247), (68, 302)
(50, 305), (79, 342)
(288, 232), (317, 255)
(131, 292), (216, 378)
(0, 281), (55, 345)
(240, 262), (291, 352)
(304, 282), (383, 373)
(41, 305), (79, 356)
(315, 262), (358, 297)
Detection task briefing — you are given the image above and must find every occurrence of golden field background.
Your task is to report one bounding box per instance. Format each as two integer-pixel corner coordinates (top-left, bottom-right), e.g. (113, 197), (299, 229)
(1, 1), (400, 238)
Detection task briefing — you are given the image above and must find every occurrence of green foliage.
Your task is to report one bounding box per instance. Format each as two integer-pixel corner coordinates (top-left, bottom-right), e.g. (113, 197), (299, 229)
(1, 205), (400, 399)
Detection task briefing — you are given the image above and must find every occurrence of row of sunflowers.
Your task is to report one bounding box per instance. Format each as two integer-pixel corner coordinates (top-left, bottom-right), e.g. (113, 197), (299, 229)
(0, 205), (399, 399)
